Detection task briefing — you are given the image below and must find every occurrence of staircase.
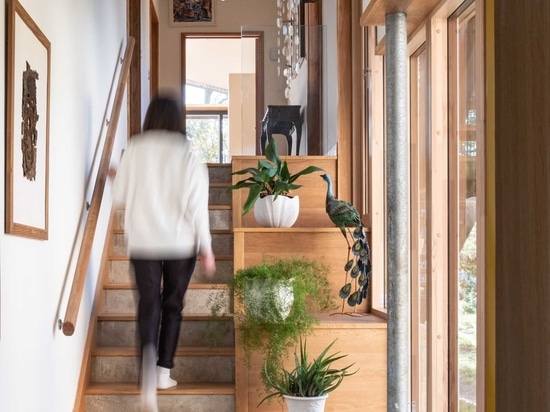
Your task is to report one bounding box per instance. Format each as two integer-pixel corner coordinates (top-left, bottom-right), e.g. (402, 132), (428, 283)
(84, 164), (236, 412)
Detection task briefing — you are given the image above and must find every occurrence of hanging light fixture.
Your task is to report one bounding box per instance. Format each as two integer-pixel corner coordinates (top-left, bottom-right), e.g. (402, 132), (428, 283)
(276, 0), (301, 98)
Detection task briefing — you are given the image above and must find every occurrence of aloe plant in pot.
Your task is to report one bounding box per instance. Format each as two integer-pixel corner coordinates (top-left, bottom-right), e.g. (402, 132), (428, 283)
(260, 338), (358, 412)
(228, 138), (324, 227)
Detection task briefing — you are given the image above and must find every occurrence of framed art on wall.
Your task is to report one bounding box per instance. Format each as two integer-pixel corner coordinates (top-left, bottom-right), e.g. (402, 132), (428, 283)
(5, 0), (50, 240)
(168, 0), (216, 26)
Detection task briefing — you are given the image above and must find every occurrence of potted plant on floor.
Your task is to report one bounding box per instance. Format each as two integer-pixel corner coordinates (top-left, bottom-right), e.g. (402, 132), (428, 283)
(227, 138), (324, 227)
(260, 338), (358, 412)
(209, 256), (337, 383)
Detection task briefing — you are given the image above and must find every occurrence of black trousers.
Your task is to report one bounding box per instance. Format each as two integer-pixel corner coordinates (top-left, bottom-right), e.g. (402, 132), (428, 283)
(131, 256), (196, 369)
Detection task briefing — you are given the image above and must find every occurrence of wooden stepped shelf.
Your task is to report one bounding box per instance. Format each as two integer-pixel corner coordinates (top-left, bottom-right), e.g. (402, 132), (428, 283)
(86, 382), (235, 395)
(313, 312), (387, 327)
(92, 346), (235, 357)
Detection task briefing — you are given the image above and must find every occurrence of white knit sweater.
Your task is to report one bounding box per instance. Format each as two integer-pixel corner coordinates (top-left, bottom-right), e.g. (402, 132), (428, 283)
(112, 130), (212, 259)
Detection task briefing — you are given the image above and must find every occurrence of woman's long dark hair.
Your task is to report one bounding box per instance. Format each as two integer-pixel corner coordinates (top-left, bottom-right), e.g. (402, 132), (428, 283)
(142, 94), (184, 133)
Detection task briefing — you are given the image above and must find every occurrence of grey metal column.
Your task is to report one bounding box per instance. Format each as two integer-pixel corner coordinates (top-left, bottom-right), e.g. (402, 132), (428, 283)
(385, 12), (410, 411)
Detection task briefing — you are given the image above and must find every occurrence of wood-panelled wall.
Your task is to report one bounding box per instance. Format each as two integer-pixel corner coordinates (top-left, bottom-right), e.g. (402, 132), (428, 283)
(494, 0), (550, 410)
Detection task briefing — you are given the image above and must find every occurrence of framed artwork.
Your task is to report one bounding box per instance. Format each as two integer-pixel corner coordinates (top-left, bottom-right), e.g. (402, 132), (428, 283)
(168, 0), (216, 26)
(5, 0), (50, 240)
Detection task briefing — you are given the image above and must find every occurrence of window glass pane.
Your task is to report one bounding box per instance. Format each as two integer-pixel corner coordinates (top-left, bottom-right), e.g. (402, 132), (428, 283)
(186, 113), (229, 163)
(185, 84), (228, 105)
(410, 46), (428, 412)
(453, 6), (478, 410)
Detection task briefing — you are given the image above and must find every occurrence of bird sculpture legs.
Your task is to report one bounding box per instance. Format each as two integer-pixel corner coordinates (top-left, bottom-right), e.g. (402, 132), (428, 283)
(338, 227), (359, 314)
(334, 225), (371, 316)
(339, 226), (355, 250)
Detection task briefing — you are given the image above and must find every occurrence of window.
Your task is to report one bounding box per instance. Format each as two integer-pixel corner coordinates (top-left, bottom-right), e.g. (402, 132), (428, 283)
(449, 2), (484, 409)
(410, 44), (429, 412)
(365, 0), (485, 410)
(185, 80), (229, 163)
(186, 107), (229, 164)
(365, 26), (387, 314)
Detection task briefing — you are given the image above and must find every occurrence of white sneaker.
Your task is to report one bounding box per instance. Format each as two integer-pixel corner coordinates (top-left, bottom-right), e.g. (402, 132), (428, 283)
(157, 366), (178, 390)
(141, 401), (159, 412)
(141, 345), (159, 411)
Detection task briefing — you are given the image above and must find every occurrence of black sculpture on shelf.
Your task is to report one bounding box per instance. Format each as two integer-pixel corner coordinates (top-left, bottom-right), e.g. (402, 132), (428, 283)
(260, 105), (303, 155)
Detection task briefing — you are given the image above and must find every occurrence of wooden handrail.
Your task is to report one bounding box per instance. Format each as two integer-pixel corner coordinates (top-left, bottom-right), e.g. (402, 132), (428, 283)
(61, 37), (135, 336)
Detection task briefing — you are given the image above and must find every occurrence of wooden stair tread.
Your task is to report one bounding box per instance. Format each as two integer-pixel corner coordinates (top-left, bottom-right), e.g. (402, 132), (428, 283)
(103, 283), (229, 290)
(92, 346), (235, 356)
(206, 163), (231, 167)
(86, 381), (235, 395)
(112, 228), (232, 235)
(209, 204), (231, 210)
(209, 182), (231, 188)
(108, 254), (234, 261)
(97, 313), (233, 321)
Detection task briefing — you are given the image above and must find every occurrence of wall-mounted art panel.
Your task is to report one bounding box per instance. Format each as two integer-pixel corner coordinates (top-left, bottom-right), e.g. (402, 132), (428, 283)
(5, 0), (51, 240)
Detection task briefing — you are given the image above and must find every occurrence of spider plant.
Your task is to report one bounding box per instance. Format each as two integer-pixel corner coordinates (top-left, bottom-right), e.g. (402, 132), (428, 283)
(208, 256), (338, 394)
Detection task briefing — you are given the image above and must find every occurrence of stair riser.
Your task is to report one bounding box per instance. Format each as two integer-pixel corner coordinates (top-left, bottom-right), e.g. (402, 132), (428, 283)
(112, 233), (233, 257)
(108, 259), (234, 285)
(91, 356), (234, 383)
(113, 209), (231, 231)
(209, 187), (232, 206)
(96, 320), (235, 348)
(85, 394), (235, 412)
(207, 165), (232, 184)
(209, 209), (232, 230)
(103, 288), (231, 315)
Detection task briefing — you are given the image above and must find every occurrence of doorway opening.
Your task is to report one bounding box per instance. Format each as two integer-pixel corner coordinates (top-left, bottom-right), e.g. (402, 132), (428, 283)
(181, 32), (264, 163)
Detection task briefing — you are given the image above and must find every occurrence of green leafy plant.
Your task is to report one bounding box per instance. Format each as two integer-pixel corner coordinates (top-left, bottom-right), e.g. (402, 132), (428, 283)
(260, 338), (358, 405)
(227, 139), (324, 215)
(209, 256), (337, 391)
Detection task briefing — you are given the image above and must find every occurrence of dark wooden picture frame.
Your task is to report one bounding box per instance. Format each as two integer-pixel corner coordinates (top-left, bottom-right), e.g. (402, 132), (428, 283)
(169, 0), (216, 26)
(5, 0), (51, 240)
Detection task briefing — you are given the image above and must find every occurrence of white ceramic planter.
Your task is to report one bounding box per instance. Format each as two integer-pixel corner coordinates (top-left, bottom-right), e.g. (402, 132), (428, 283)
(283, 394), (329, 412)
(254, 195), (300, 228)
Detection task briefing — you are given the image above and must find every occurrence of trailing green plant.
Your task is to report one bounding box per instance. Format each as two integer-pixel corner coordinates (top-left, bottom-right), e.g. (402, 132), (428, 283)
(260, 338), (358, 405)
(227, 138), (324, 215)
(209, 256), (337, 390)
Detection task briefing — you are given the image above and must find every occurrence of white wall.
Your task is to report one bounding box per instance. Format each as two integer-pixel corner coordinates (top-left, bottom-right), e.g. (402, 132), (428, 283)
(158, 0), (280, 98)
(0, 0), (134, 410)
(323, 0), (338, 154)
